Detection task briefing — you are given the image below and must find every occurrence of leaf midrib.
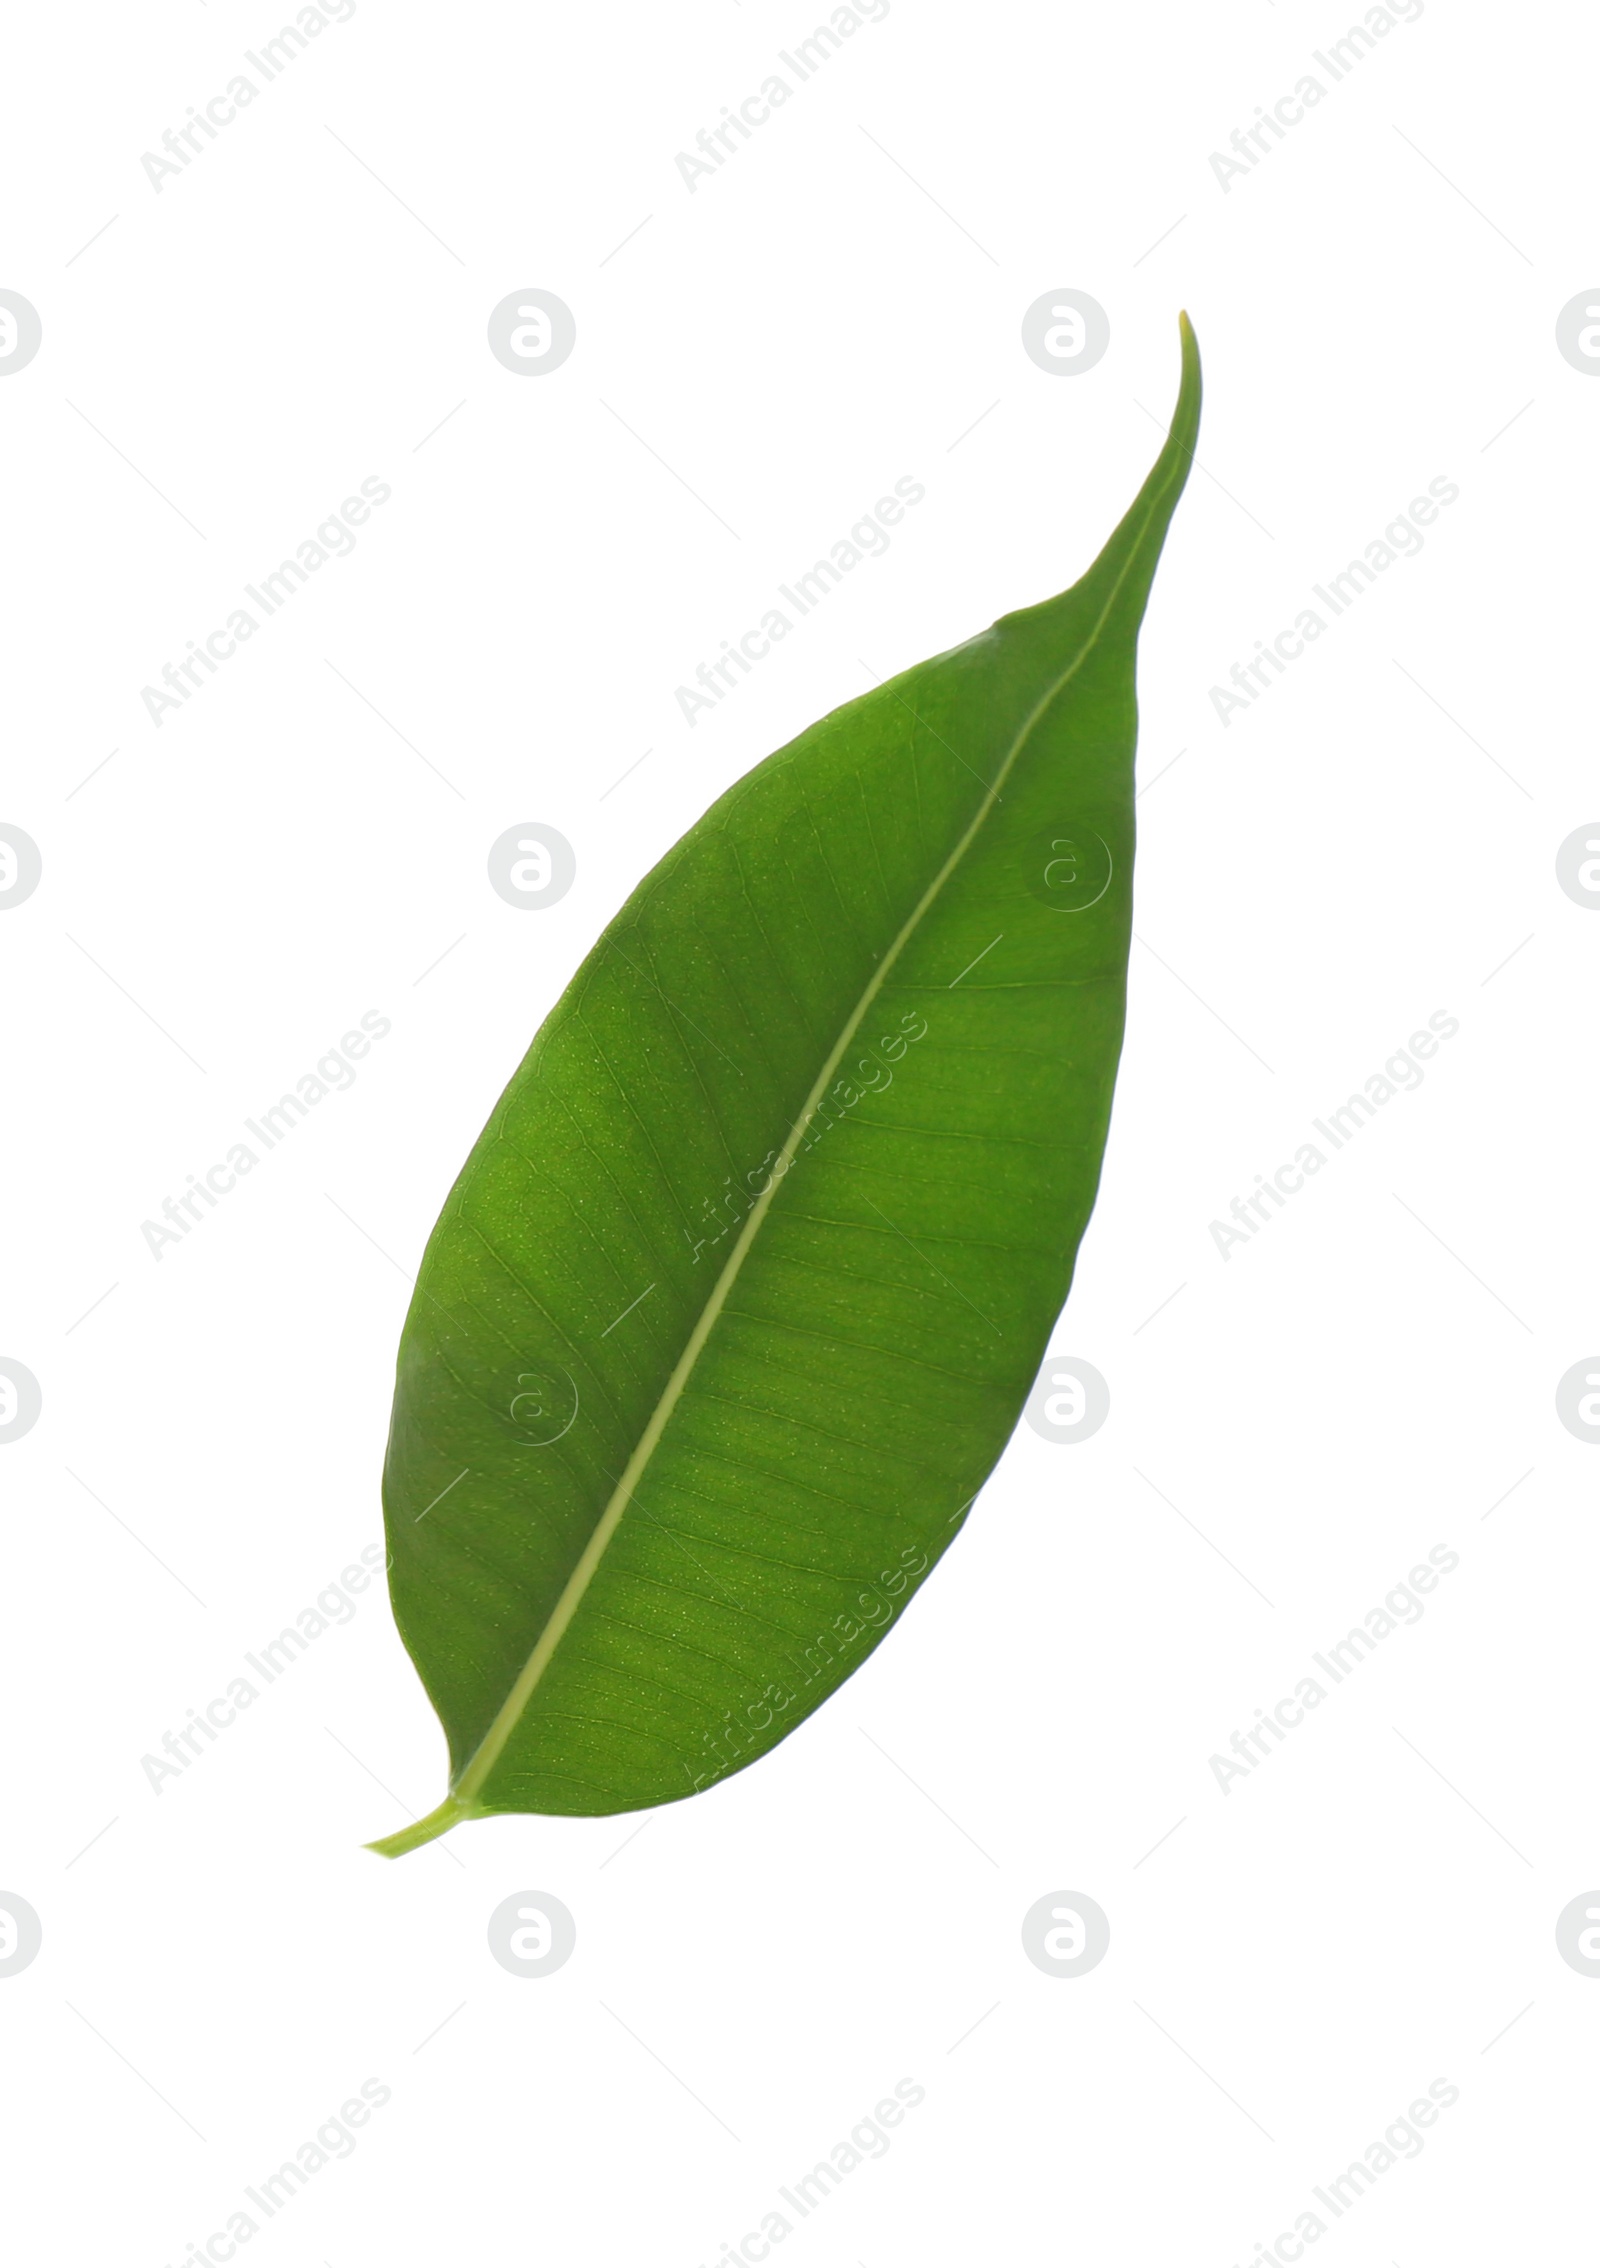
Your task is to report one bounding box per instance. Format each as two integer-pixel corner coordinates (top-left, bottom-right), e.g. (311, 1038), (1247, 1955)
(449, 473), (1180, 1813)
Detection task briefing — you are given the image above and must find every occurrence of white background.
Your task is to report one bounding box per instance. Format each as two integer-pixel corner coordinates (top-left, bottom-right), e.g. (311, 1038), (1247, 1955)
(2, 1), (1596, 2262)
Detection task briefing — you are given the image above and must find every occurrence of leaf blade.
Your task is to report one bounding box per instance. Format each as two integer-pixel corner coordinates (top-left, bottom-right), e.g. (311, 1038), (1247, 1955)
(371, 317), (1201, 1852)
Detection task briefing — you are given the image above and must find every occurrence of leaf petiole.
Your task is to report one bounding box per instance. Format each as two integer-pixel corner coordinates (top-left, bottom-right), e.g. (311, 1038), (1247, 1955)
(367, 1793), (477, 1859)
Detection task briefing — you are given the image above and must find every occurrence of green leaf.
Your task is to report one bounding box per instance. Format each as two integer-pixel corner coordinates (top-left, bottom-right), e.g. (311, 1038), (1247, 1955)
(370, 316), (1201, 1856)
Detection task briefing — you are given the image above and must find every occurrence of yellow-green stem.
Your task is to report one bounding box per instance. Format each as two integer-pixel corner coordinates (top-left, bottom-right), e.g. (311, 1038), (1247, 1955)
(366, 1793), (475, 1858)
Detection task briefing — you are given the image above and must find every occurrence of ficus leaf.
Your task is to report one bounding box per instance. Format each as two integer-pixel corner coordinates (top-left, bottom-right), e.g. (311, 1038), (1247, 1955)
(370, 315), (1200, 1854)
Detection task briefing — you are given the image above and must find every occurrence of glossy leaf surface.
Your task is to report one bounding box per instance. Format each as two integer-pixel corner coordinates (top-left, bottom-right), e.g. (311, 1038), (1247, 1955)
(372, 319), (1200, 1853)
